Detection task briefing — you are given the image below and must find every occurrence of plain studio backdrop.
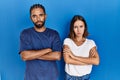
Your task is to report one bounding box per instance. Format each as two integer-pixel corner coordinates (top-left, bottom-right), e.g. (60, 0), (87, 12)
(0, 0), (120, 80)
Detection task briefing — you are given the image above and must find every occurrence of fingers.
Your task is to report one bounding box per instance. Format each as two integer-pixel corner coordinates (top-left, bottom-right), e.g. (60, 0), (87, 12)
(63, 48), (70, 52)
(63, 45), (72, 56)
(90, 49), (94, 56)
(90, 47), (96, 57)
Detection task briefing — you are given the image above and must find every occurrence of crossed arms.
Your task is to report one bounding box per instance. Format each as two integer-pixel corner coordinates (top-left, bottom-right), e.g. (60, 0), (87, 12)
(20, 48), (61, 61)
(63, 45), (100, 65)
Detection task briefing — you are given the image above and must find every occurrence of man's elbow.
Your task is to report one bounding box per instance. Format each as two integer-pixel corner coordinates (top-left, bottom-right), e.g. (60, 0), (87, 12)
(20, 52), (29, 61)
(21, 54), (28, 61)
(55, 52), (61, 60)
(22, 55), (31, 61)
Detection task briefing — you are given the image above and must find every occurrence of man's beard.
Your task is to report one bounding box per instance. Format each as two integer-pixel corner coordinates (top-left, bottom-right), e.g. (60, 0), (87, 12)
(34, 21), (45, 29)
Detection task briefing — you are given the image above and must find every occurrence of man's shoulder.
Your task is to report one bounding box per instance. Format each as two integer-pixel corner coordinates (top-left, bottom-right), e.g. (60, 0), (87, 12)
(21, 27), (33, 33)
(47, 28), (58, 34)
(22, 27), (33, 32)
(20, 27), (33, 36)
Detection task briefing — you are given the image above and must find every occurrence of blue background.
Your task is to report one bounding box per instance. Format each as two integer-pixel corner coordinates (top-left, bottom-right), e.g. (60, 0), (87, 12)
(0, 0), (120, 80)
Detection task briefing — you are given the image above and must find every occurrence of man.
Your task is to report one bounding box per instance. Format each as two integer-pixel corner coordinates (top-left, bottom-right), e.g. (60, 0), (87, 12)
(19, 4), (62, 80)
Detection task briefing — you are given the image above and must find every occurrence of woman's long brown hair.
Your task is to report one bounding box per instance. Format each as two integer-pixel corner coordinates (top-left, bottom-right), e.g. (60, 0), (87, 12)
(68, 15), (89, 40)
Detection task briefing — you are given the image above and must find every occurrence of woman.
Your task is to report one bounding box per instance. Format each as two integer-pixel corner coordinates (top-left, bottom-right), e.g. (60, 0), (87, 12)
(63, 15), (100, 80)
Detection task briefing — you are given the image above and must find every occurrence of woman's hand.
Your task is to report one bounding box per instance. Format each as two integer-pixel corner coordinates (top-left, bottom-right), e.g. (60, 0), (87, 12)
(63, 46), (74, 58)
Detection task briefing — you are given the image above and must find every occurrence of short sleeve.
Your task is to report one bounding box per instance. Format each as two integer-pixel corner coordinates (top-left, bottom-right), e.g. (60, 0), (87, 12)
(52, 31), (62, 52)
(19, 30), (32, 54)
(90, 40), (97, 49)
(63, 38), (71, 46)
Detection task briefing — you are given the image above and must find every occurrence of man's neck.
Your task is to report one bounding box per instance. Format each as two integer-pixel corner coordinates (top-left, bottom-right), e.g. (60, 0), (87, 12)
(34, 26), (46, 32)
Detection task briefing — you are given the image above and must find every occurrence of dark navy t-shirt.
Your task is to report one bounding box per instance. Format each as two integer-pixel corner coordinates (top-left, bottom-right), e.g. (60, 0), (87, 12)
(20, 27), (62, 80)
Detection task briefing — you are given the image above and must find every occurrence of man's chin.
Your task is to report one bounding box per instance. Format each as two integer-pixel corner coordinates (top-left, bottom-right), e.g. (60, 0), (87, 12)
(35, 26), (43, 29)
(35, 24), (44, 29)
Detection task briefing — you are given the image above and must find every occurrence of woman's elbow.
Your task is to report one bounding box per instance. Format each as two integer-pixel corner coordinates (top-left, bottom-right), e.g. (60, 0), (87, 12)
(64, 57), (71, 64)
(65, 60), (70, 64)
(63, 54), (71, 64)
(94, 58), (100, 65)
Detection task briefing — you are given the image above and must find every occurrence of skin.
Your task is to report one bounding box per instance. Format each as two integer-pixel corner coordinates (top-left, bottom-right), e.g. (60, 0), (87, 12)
(20, 8), (61, 61)
(63, 20), (100, 65)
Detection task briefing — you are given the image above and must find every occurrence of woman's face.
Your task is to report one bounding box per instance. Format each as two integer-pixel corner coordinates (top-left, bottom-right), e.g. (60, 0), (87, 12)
(73, 20), (85, 37)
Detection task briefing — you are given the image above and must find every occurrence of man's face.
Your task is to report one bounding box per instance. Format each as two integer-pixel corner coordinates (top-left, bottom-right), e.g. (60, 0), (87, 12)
(30, 8), (46, 28)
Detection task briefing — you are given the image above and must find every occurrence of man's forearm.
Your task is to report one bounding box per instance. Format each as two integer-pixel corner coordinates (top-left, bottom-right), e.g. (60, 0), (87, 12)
(20, 48), (52, 61)
(38, 51), (61, 60)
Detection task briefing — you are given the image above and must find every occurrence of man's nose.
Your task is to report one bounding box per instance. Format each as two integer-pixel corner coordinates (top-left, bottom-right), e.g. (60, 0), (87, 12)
(37, 16), (41, 21)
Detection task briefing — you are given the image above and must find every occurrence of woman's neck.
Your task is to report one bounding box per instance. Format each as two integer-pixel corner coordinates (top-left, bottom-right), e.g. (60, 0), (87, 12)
(73, 36), (86, 46)
(75, 36), (84, 42)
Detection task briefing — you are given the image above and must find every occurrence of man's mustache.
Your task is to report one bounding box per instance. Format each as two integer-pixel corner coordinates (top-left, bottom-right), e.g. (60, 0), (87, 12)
(36, 21), (44, 24)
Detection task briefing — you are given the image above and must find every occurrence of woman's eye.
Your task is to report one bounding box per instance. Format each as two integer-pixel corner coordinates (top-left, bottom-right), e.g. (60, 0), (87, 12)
(80, 26), (83, 28)
(74, 26), (78, 28)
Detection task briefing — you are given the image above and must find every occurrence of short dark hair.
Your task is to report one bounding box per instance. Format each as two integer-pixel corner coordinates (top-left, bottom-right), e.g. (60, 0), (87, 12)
(30, 4), (46, 15)
(69, 15), (89, 40)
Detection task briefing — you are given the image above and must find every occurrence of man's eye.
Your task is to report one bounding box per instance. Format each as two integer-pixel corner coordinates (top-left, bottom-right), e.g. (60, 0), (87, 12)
(39, 14), (44, 16)
(32, 15), (36, 18)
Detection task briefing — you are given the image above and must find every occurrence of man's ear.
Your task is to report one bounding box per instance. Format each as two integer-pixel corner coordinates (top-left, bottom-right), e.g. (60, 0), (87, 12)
(30, 15), (32, 20)
(45, 14), (47, 20)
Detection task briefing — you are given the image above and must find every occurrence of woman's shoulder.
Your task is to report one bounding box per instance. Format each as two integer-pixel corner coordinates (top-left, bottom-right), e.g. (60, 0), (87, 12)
(86, 38), (96, 46)
(64, 38), (72, 41)
(86, 38), (95, 42)
(63, 38), (73, 44)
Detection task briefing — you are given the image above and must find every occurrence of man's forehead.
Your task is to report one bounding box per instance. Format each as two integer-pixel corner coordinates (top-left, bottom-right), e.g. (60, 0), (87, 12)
(31, 8), (44, 13)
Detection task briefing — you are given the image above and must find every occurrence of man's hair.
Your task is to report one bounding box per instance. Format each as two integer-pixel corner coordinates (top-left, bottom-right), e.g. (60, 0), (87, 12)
(30, 4), (46, 15)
